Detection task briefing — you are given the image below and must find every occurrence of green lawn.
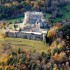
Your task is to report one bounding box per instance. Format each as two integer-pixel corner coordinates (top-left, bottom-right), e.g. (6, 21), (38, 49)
(0, 38), (49, 53)
(7, 17), (24, 23)
(61, 5), (70, 19)
(45, 13), (51, 21)
(52, 5), (70, 23)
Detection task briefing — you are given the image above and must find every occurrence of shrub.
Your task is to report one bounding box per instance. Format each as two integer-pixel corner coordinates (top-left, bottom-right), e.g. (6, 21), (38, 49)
(51, 47), (58, 55)
(18, 48), (22, 54)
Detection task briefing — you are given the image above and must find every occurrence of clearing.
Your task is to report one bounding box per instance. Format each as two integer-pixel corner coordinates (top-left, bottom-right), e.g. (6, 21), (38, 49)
(0, 37), (49, 53)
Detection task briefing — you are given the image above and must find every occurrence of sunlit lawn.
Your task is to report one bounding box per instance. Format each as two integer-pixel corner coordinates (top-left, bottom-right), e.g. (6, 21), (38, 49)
(0, 38), (49, 53)
(7, 17), (24, 23)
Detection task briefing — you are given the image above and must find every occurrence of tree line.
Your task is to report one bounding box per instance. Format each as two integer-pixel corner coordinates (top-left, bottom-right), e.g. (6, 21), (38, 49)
(0, 0), (70, 20)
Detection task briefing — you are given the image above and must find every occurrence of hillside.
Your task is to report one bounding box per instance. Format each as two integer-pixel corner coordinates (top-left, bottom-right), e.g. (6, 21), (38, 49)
(0, 38), (49, 53)
(0, 0), (70, 70)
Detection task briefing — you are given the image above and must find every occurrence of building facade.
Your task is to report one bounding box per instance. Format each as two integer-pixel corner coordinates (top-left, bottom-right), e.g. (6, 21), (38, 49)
(7, 11), (50, 41)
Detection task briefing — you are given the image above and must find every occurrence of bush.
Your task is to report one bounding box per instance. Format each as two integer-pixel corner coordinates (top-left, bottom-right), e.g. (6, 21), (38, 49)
(51, 47), (58, 55)
(0, 33), (7, 39)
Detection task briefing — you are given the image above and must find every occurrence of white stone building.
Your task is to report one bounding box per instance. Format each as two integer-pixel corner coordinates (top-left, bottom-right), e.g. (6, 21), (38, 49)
(7, 11), (50, 41)
(22, 11), (45, 27)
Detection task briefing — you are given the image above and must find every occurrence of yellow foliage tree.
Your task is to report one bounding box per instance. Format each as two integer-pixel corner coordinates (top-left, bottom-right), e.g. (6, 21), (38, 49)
(12, 1), (19, 6)
(0, 33), (6, 39)
(4, 3), (12, 7)
(47, 28), (55, 38)
(57, 43), (62, 49)
(53, 67), (59, 70)
(4, 66), (9, 70)
(52, 53), (60, 61)
(47, 25), (59, 38)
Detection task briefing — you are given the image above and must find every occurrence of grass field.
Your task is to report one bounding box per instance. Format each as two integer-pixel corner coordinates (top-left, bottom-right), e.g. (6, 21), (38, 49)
(7, 17), (24, 23)
(0, 38), (49, 53)
(61, 5), (70, 19)
(53, 5), (70, 22)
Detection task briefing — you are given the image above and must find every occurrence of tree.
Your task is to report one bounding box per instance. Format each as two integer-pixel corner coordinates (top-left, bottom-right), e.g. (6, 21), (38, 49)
(57, 25), (70, 50)
(18, 48), (21, 54)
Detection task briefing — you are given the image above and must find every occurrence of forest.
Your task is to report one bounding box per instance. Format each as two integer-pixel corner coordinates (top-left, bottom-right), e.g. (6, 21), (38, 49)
(0, 0), (70, 23)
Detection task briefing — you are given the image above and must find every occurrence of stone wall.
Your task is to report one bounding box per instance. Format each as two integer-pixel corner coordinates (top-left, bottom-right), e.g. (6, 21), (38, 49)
(6, 31), (43, 40)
